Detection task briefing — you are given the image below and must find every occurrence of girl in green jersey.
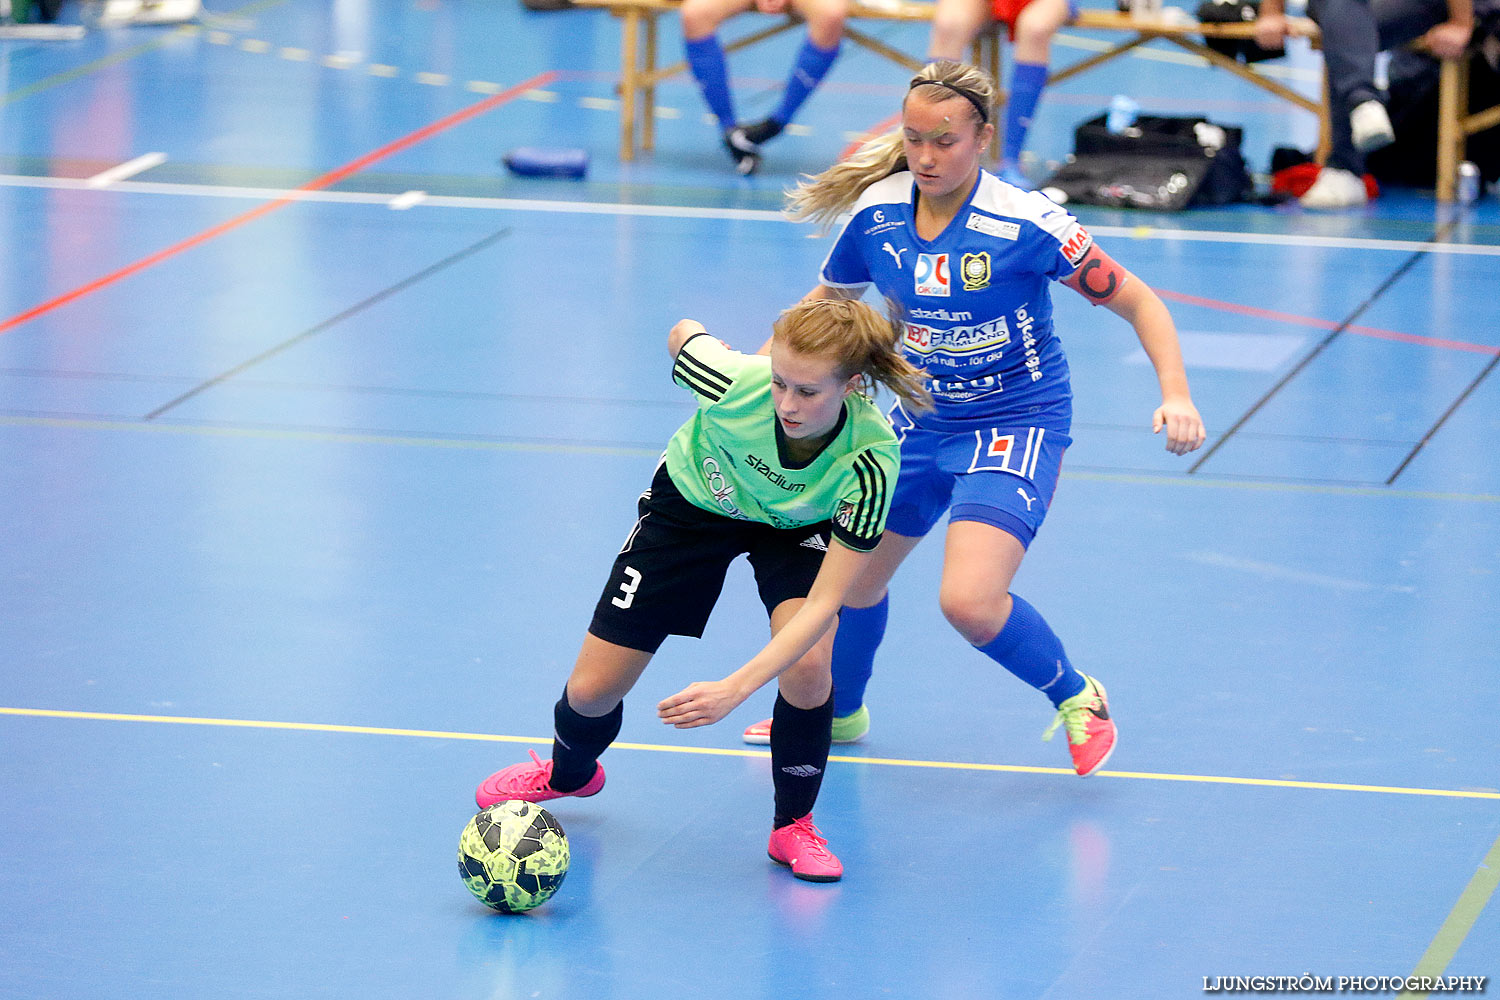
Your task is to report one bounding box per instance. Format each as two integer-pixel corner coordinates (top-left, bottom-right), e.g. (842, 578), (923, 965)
(475, 298), (929, 882)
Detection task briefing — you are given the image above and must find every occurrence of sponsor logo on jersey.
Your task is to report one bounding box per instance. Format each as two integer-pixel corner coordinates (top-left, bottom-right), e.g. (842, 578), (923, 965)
(881, 242), (908, 269)
(700, 456), (746, 519)
(961, 252), (991, 291)
(834, 499), (856, 528)
(965, 213), (1021, 241)
(902, 316), (1010, 356)
(1059, 225), (1094, 267)
(862, 207), (905, 236)
(745, 454), (806, 493)
(908, 307), (973, 321)
(914, 253), (950, 297)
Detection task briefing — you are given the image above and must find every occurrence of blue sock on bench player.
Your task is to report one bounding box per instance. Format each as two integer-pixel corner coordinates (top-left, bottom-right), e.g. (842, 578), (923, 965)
(744, 37), (841, 144)
(1001, 61), (1048, 187)
(685, 34), (737, 131)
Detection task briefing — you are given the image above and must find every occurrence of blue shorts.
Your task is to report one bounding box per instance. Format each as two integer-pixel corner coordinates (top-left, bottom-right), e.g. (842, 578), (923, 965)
(884, 405), (1071, 548)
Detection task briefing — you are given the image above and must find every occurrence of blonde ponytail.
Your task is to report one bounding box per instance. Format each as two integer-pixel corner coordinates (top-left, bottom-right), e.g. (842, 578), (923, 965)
(783, 59), (999, 230)
(772, 299), (933, 414)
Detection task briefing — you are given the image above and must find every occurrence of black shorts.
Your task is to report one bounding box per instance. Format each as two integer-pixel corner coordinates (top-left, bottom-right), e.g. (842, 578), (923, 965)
(588, 463), (833, 654)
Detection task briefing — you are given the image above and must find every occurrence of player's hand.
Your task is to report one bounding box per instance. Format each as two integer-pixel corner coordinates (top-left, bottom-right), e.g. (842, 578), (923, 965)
(1422, 20), (1472, 60)
(754, 0), (789, 13)
(1153, 397), (1206, 455)
(657, 680), (747, 729)
(1252, 12), (1289, 50)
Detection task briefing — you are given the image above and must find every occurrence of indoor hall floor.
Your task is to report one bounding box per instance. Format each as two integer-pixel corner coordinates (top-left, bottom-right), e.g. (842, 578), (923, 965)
(2, 1), (1497, 997)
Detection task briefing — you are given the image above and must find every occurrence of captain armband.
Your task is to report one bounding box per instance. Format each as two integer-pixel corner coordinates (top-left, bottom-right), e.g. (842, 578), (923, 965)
(1060, 244), (1129, 306)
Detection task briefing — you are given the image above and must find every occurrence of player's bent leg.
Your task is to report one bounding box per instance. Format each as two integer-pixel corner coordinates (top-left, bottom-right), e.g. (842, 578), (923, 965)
(940, 519), (1113, 775)
(475, 634), (652, 807)
(937, 519), (1027, 645)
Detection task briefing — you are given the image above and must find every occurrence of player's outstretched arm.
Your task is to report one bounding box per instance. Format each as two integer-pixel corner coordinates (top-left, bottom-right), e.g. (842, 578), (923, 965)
(1103, 274), (1207, 456)
(656, 540), (871, 728)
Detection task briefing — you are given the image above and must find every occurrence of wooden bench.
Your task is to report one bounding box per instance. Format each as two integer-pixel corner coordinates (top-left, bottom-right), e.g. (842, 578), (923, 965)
(574, 0), (1489, 201)
(571, 0), (1328, 159)
(1437, 51), (1500, 200)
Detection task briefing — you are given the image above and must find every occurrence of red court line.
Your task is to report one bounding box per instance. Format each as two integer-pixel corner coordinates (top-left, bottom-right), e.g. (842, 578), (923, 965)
(0, 71), (559, 339)
(1155, 287), (1500, 357)
(840, 111), (902, 161)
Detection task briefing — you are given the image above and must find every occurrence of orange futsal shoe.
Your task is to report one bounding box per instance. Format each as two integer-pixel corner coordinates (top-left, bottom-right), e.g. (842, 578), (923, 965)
(1042, 674), (1116, 777)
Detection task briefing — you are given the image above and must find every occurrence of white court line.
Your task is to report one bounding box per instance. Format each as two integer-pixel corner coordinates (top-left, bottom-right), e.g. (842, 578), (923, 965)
(84, 153), (168, 189)
(387, 190), (426, 210)
(4, 172), (1499, 257)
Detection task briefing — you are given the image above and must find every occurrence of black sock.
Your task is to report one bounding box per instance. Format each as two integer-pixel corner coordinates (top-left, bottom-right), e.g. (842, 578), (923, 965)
(770, 691), (834, 828)
(550, 688), (622, 792)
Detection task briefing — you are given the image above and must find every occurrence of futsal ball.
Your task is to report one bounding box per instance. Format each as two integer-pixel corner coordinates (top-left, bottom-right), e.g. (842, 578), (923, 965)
(457, 801), (570, 913)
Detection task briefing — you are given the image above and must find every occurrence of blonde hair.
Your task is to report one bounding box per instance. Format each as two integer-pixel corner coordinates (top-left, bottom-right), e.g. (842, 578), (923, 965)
(784, 60), (998, 228)
(772, 298), (933, 413)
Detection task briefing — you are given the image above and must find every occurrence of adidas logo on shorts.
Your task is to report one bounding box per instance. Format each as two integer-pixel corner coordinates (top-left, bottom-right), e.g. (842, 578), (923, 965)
(799, 534), (828, 551)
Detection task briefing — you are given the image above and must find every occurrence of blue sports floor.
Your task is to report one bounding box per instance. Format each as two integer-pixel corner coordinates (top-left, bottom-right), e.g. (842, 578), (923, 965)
(2, 1), (1498, 997)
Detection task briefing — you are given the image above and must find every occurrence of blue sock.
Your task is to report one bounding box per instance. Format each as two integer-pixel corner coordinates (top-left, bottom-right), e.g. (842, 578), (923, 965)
(773, 37), (840, 126)
(976, 593), (1085, 707)
(685, 35), (736, 131)
(829, 595), (887, 717)
(1004, 61), (1048, 166)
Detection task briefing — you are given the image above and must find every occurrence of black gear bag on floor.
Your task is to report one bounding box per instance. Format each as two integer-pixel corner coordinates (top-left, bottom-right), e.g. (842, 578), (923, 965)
(1042, 113), (1254, 210)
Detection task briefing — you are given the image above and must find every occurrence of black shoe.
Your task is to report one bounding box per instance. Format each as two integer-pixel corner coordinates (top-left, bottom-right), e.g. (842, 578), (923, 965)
(738, 117), (785, 146)
(723, 127), (761, 175)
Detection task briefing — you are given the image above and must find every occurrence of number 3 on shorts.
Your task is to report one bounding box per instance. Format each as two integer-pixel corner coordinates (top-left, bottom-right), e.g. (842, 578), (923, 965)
(611, 566), (643, 609)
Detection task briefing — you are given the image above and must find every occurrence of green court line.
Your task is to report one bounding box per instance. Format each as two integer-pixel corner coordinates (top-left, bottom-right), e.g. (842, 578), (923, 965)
(1397, 833), (1500, 998)
(0, 0), (287, 107)
(4, 413), (1499, 503)
(4, 706), (1499, 800)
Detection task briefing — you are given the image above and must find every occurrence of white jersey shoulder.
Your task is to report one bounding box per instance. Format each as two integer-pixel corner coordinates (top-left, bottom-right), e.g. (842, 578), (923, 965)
(849, 171), (914, 217)
(970, 171), (1093, 268)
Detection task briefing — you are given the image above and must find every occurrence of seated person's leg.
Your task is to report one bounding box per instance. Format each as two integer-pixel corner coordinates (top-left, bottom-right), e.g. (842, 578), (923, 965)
(735, 0), (849, 146)
(1002, 0), (1072, 187)
(682, 0), (756, 134)
(928, 0), (991, 60)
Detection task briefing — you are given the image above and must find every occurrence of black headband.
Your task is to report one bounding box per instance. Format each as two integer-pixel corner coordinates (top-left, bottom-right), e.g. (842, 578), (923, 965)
(908, 77), (990, 124)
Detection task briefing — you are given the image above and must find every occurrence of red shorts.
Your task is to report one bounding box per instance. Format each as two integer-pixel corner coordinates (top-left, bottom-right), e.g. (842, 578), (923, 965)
(989, 0), (1035, 33)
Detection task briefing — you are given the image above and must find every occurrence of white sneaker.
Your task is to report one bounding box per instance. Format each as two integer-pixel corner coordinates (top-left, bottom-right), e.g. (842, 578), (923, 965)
(1299, 167), (1368, 210)
(1350, 99), (1395, 153)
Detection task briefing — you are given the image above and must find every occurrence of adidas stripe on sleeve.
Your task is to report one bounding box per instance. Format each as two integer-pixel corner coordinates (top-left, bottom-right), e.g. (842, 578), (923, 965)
(831, 448), (893, 551)
(672, 332), (744, 404)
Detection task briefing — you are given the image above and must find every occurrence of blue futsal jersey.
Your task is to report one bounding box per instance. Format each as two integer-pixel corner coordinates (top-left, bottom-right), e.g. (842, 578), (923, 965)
(820, 170), (1097, 433)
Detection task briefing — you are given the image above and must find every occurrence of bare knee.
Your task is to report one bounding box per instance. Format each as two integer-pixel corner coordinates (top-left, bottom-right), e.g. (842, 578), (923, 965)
(939, 586), (1011, 646)
(801, 0), (847, 44)
(681, 1), (727, 39)
(778, 654), (832, 709)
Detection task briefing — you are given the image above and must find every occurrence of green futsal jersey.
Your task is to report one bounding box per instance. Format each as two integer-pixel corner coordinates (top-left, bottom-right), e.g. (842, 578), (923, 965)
(666, 333), (899, 552)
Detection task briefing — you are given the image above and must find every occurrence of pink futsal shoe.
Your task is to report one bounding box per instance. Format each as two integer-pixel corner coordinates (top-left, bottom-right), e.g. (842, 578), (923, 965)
(1042, 674), (1117, 777)
(767, 815), (843, 882)
(474, 749), (605, 809)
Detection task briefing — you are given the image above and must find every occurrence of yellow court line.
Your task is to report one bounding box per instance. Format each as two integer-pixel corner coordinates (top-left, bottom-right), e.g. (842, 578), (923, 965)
(4, 706), (1498, 801)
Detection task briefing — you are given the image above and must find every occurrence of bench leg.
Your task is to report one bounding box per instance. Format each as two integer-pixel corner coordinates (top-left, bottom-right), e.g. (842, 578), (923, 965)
(643, 12), (658, 152)
(619, 10), (640, 161)
(1436, 55), (1466, 202)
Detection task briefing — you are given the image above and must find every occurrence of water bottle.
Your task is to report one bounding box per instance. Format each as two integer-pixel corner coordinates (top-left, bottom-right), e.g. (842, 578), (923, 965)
(1457, 161), (1481, 204)
(1106, 95), (1139, 135)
